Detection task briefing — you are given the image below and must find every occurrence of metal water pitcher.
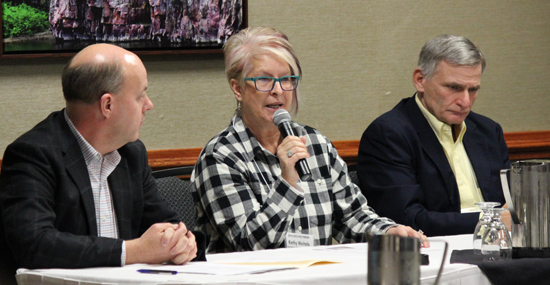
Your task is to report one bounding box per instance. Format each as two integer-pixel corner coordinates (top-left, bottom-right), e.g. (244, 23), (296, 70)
(501, 160), (550, 258)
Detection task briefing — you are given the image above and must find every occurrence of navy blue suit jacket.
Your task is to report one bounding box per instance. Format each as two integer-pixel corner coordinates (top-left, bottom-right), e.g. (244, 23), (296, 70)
(0, 111), (198, 284)
(357, 96), (509, 236)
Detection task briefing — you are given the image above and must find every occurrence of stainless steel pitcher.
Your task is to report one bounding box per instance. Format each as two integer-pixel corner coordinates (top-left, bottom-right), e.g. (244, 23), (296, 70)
(501, 159), (550, 255)
(367, 235), (448, 285)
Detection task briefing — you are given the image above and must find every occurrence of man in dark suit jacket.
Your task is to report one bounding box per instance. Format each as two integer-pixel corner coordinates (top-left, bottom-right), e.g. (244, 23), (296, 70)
(357, 35), (510, 237)
(0, 44), (200, 284)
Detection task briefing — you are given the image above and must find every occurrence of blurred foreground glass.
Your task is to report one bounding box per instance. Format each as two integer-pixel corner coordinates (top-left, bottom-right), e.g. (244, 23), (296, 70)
(481, 208), (512, 261)
(367, 234), (448, 285)
(473, 202), (501, 255)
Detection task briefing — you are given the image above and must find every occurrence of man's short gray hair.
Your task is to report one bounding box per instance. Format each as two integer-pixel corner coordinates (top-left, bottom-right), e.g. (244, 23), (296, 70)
(418, 34), (486, 79)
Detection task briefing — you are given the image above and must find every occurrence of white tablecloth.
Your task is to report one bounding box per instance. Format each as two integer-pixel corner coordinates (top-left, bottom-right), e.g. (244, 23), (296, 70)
(16, 234), (490, 285)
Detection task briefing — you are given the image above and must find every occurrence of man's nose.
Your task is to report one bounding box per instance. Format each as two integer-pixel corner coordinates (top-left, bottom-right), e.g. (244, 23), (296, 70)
(144, 94), (154, 111)
(457, 90), (472, 108)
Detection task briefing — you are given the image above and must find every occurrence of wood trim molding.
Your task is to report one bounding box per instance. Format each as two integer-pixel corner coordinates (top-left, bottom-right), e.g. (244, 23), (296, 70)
(147, 130), (550, 170)
(504, 131), (550, 160)
(146, 141), (364, 171)
(148, 148), (203, 170)
(0, 131), (549, 171)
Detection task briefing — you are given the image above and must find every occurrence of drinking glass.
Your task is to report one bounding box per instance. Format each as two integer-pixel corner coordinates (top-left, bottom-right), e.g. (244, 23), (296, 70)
(472, 202), (501, 255)
(481, 208), (512, 261)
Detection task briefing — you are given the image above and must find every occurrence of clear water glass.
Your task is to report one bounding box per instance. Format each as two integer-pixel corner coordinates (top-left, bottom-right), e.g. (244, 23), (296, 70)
(472, 202), (501, 255)
(481, 208), (512, 261)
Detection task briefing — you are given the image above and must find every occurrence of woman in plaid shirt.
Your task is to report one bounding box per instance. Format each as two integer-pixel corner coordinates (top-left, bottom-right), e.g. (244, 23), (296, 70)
(191, 27), (428, 253)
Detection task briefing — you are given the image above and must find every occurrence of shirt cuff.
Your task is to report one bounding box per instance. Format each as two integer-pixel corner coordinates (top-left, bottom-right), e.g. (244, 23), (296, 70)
(121, 240), (127, 265)
(382, 224), (398, 233)
(281, 178), (305, 196)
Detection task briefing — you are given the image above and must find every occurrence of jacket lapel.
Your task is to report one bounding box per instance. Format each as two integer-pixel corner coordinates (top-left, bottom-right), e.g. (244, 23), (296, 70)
(405, 97), (460, 207)
(57, 112), (98, 236)
(463, 118), (490, 198)
(108, 158), (132, 239)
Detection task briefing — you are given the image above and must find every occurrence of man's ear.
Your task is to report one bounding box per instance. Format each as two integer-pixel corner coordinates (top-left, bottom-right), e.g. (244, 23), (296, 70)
(412, 68), (426, 93)
(100, 93), (113, 118)
(230, 79), (243, 102)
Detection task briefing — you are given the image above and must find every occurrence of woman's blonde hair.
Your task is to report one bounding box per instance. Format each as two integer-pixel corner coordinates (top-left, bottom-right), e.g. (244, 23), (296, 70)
(224, 27), (302, 115)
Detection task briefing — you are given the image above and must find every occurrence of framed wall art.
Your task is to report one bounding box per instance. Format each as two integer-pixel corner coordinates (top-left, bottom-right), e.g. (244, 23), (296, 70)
(1, 0), (247, 58)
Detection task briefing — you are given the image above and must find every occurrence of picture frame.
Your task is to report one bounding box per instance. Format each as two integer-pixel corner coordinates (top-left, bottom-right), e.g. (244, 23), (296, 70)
(1, 0), (247, 59)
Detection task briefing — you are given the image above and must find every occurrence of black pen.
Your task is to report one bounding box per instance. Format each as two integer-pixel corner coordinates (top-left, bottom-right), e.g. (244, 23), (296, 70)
(137, 269), (178, 275)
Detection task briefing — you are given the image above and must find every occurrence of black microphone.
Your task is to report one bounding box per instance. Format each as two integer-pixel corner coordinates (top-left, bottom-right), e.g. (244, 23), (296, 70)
(273, 109), (312, 181)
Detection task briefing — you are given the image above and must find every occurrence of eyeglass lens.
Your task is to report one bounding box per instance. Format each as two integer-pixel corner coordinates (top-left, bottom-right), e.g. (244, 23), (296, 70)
(255, 76), (298, 91)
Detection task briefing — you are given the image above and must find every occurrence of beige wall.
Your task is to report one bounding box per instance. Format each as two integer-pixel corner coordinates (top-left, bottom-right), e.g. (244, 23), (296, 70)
(1, 0), (549, 154)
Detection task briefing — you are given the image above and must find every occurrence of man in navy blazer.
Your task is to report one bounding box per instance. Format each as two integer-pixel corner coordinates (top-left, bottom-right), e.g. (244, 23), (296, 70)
(357, 35), (510, 237)
(0, 44), (200, 284)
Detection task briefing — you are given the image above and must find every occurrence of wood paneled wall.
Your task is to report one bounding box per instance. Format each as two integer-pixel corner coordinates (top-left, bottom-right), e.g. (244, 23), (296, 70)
(0, 131), (547, 171)
(148, 131), (550, 170)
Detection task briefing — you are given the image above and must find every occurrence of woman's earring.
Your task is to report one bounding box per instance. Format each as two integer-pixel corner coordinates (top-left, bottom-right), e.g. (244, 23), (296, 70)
(235, 101), (242, 117)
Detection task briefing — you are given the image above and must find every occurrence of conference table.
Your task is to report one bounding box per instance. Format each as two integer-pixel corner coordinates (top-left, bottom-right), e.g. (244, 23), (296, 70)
(16, 234), (490, 285)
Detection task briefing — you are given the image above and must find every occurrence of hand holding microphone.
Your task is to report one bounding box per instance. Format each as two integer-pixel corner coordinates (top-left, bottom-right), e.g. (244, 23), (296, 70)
(273, 109), (312, 181)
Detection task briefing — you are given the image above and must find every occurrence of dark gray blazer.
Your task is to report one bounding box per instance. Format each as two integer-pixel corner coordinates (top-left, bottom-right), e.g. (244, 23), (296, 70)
(0, 110), (179, 283)
(357, 96), (509, 236)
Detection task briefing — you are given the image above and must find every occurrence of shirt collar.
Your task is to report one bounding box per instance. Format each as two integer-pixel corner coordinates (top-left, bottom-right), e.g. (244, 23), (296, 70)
(64, 110), (121, 166)
(231, 115), (269, 162)
(415, 93), (467, 141)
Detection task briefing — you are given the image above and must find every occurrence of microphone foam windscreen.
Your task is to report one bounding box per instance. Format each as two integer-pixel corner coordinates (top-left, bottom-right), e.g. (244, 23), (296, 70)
(273, 109), (291, 126)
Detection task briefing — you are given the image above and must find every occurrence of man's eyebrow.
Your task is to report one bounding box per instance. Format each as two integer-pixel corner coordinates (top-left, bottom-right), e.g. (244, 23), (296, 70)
(445, 82), (463, 87)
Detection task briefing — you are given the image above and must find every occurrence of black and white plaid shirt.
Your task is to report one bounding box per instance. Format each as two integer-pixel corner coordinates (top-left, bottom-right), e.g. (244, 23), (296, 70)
(191, 115), (396, 253)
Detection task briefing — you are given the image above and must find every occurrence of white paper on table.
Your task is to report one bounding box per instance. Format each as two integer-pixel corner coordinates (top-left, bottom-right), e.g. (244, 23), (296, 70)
(152, 263), (296, 275)
(150, 259), (342, 276)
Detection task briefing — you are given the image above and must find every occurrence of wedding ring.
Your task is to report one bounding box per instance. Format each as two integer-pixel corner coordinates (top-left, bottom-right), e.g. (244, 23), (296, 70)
(418, 229), (424, 235)
(287, 149), (293, 158)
